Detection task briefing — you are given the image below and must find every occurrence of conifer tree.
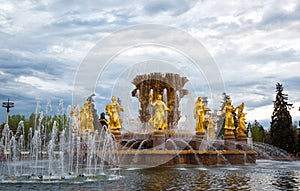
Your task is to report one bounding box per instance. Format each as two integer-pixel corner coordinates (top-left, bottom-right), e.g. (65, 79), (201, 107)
(270, 83), (296, 153)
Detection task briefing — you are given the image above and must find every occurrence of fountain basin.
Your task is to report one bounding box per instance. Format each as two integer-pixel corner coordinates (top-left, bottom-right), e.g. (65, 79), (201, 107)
(117, 149), (256, 167)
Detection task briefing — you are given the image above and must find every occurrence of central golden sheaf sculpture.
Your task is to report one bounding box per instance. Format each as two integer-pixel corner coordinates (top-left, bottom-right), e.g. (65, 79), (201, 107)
(131, 72), (189, 131)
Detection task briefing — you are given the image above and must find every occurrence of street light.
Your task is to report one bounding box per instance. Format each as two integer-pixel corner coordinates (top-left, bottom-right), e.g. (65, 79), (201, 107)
(299, 107), (300, 127)
(2, 98), (14, 124)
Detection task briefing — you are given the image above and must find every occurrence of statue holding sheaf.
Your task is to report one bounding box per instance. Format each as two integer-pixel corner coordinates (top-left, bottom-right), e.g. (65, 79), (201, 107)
(208, 114), (216, 139)
(222, 99), (236, 135)
(70, 104), (79, 134)
(148, 93), (172, 132)
(194, 97), (210, 133)
(106, 96), (124, 132)
(79, 100), (94, 134)
(236, 102), (247, 137)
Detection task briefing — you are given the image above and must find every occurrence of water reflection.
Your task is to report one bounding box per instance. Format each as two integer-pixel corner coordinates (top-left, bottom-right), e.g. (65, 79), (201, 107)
(125, 161), (300, 191)
(120, 166), (255, 190)
(273, 171), (299, 190)
(1, 160), (300, 190)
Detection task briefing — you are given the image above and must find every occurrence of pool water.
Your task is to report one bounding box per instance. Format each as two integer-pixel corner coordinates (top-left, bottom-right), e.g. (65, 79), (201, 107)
(1, 160), (299, 191)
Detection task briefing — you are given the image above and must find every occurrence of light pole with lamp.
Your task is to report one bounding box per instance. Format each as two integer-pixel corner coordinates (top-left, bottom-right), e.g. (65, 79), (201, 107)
(2, 98), (14, 124)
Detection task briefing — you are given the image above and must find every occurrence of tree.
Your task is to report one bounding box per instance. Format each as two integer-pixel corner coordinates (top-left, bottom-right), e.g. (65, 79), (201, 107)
(0, 113), (70, 149)
(270, 83), (297, 153)
(0, 114), (26, 134)
(251, 120), (264, 142)
(295, 124), (300, 155)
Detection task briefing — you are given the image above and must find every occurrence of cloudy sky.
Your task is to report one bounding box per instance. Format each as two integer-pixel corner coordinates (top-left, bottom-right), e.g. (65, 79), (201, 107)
(0, 0), (299, 128)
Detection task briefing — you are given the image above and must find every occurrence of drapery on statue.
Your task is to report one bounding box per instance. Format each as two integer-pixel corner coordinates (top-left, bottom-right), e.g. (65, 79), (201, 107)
(149, 93), (171, 132)
(194, 97), (210, 133)
(106, 96), (124, 133)
(79, 100), (94, 134)
(222, 99), (236, 135)
(236, 102), (247, 137)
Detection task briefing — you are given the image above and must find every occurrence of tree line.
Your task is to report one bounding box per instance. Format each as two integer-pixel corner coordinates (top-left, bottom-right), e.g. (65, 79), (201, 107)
(0, 113), (69, 148)
(0, 83), (299, 155)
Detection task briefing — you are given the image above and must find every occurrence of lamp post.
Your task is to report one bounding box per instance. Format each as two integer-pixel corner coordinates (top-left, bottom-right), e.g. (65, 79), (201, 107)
(299, 107), (300, 127)
(2, 98), (14, 124)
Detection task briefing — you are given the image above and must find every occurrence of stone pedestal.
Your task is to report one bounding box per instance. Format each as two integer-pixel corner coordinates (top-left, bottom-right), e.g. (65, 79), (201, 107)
(195, 132), (206, 139)
(112, 131), (122, 141)
(190, 132), (207, 150)
(224, 133), (235, 150)
(237, 135), (247, 142)
(236, 135), (248, 150)
(153, 131), (165, 149)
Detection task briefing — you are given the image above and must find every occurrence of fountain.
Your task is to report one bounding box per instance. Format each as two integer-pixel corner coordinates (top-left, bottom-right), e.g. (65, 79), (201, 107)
(0, 72), (259, 182)
(0, 97), (120, 182)
(115, 73), (256, 167)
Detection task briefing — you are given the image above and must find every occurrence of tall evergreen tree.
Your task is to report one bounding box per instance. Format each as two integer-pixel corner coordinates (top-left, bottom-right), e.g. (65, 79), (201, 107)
(270, 83), (296, 153)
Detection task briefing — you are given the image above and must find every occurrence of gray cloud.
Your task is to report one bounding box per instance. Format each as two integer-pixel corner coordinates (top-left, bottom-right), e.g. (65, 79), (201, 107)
(143, 0), (198, 16)
(0, 0), (299, 127)
(260, 3), (300, 27)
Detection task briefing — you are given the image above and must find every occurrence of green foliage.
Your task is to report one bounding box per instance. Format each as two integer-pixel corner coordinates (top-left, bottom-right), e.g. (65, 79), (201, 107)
(263, 130), (272, 144)
(296, 126), (300, 154)
(270, 83), (297, 154)
(251, 120), (265, 142)
(0, 115), (24, 132)
(0, 113), (70, 147)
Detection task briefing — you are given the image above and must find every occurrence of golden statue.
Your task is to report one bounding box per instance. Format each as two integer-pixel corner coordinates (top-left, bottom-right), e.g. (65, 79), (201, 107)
(208, 114), (216, 139)
(222, 99), (236, 135)
(194, 97), (210, 133)
(87, 103), (94, 133)
(149, 93), (171, 132)
(79, 100), (94, 134)
(237, 102), (247, 137)
(70, 104), (79, 134)
(106, 96), (124, 133)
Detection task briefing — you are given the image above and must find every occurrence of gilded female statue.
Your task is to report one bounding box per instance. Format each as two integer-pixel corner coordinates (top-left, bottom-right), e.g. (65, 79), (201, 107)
(70, 104), (79, 133)
(106, 96), (124, 132)
(222, 99), (236, 134)
(149, 93), (171, 132)
(208, 114), (216, 139)
(80, 100), (92, 133)
(194, 97), (208, 133)
(237, 102), (247, 137)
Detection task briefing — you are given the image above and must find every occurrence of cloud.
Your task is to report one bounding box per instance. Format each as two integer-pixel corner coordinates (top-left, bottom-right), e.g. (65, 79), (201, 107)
(0, 0), (300, 126)
(260, 2), (300, 27)
(143, 0), (198, 16)
(15, 76), (71, 93)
